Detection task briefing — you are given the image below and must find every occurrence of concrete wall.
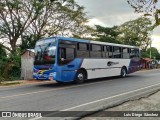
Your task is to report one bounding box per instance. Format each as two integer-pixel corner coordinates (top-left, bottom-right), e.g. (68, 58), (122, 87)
(21, 51), (34, 80)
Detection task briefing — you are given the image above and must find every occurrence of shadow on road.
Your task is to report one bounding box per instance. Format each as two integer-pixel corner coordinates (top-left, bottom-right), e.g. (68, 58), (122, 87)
(36, 75), (142, 88)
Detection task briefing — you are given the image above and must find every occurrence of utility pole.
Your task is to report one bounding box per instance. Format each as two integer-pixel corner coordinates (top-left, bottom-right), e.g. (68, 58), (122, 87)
(150, 39), (152, 59)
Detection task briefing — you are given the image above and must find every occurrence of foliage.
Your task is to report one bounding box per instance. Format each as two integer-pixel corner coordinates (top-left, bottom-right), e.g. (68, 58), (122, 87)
(9, 52), (21, 77)
(127, 0), (160, 28)
(0, 46), (7, 83)
(24, 0), (89, 37)
(117, 17), (152, 51)
(0, 0), (44, 53)
(141, 51), (150, 58)
(147, 47), (160, 58)
(0, 52), (21, 82)
(93, 17), (153, 51)
(0, 45), (6, 56)
(0, 0), (89, 53)
(141, 47), (160, 59)
(19, 34), (38, 52)
(93, 25), (122, 44)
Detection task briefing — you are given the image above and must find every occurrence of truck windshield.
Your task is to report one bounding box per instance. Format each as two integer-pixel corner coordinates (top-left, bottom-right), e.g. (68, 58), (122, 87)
(34, 38), (57, 65)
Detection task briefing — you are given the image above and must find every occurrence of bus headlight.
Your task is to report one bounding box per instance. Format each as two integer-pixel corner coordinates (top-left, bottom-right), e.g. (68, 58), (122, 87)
(49, 72), (56, 78)
(33, 73), (37, 76)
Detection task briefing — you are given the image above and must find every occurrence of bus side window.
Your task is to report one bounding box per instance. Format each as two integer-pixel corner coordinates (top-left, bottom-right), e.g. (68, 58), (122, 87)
(90, 44), (102, 58)
(130, 48), (139, 58)
(135, 49), (140, 57)
(122, 47), (130, 59)
(113, 46), (122, 58)
(102, 46), (106, 58)
(66, 48), (75, 60)
(107, 46), (113, 58)
(59, 48), (66, 59)
(77, 43), (89, 58)
(58, 47), (75, 65)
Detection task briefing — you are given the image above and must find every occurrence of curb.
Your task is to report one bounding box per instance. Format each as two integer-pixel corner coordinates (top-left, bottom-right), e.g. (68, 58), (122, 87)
(0, 80), (54, 88)
(60, 84), (160, 120)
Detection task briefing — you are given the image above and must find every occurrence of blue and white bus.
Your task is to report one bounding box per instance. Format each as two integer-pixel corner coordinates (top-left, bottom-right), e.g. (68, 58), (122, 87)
(33, 36), (141, 83)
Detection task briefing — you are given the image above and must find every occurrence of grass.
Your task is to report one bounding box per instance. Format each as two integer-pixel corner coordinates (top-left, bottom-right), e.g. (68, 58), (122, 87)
(0, 81), (21, 86)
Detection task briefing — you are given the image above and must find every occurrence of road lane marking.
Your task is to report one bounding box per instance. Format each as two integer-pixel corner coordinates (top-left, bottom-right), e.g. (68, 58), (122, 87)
(0, 80), (113, 99)
(62, 82), (160, 111)
(29, 82), (160, 120)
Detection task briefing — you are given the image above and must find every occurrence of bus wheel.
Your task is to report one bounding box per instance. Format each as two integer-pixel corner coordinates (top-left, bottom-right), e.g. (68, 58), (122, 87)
(120, 67), (127, 78)
(75, 70), (86, 84)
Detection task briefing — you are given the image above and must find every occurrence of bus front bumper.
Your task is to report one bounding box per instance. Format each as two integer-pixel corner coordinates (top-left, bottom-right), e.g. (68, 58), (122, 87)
(33, 73), (49, 80)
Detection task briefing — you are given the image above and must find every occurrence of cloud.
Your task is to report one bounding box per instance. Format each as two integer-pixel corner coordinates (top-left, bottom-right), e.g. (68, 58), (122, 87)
(76, 0), (141, 26)
(76, 0), (160, 36)
(153, 26), (160, 35)
(87, 18), (108, 27)
(151, 35), (160, 52)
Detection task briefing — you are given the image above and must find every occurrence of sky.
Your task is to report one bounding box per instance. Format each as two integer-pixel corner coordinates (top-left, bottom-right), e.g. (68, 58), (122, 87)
(75, 0), (160, 51)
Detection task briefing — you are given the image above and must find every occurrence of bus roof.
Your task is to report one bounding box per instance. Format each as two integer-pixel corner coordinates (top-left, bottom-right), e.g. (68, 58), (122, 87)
(57, 36), (90, 43)
(90, 40), (139, 49)
(38, 36), (139, 49)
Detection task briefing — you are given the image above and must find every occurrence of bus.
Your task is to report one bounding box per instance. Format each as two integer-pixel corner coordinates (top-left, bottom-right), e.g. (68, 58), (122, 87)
(33, 36), (141, 83)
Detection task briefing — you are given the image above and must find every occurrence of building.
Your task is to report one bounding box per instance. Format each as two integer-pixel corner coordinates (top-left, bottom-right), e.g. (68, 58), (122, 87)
(21, 49), (34, 80)
(141, 58), (153, 69)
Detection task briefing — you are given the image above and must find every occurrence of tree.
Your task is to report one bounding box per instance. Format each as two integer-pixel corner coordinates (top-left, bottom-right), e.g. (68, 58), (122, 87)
(141, 47), (160, 58)
(0, 0), (89, 53)
(0, 45), (6, 57)
(127, 0), (160, 27)
(93, 25), (122, 44)
(147, 47), (160, 58)
(0, 0), (44, 53)
(24, 0), (88, 37)
(117, 17), (152, 51)
(0, 46), (7, 83)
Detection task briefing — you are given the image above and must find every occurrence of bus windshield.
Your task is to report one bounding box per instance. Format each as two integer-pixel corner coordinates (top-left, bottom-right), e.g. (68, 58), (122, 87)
(34, 38), (57, 65)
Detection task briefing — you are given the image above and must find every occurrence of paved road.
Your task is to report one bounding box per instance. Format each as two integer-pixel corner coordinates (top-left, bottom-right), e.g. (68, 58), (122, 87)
(0, 69), (160, 115)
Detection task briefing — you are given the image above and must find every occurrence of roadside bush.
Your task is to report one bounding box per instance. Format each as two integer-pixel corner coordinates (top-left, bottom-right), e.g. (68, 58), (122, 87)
(0, 52), (21, 82)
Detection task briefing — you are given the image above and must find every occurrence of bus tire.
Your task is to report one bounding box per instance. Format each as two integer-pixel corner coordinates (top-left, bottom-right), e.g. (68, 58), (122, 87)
(120, 67), (127, 78)
(74, 70), (86, 84)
